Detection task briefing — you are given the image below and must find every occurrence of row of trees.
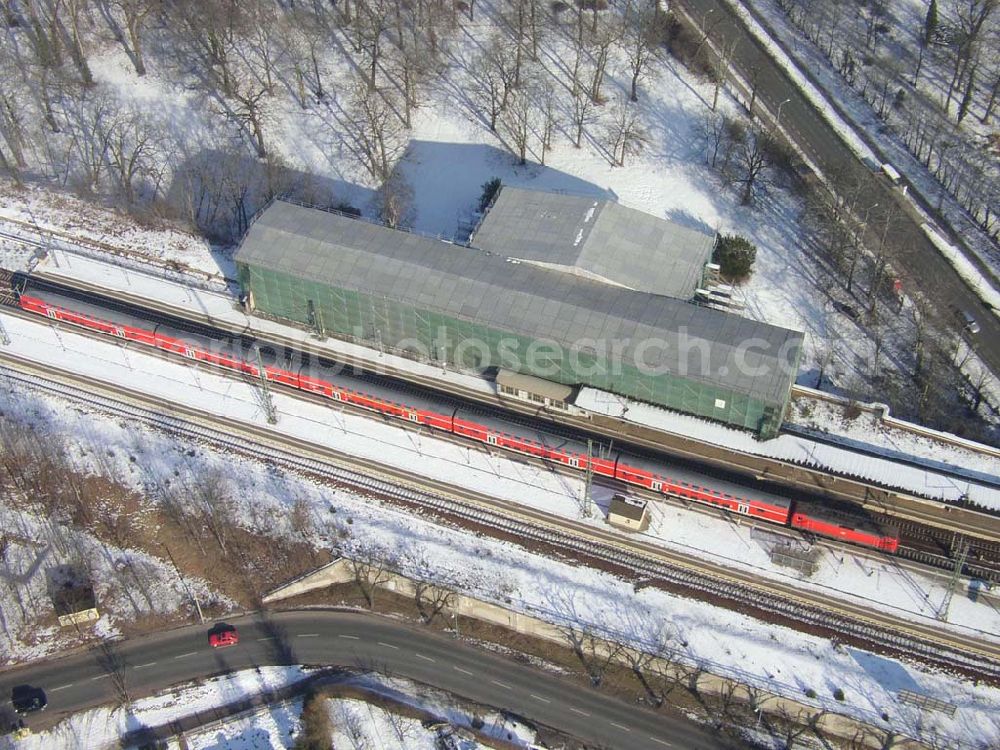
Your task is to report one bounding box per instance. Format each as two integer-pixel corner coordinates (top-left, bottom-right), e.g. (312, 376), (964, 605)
(0, 0), (676, 239)
(772, 0), (1000, 241)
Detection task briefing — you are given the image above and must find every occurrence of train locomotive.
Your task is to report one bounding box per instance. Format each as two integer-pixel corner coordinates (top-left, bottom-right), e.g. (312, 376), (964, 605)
(11, 278), (899, 553)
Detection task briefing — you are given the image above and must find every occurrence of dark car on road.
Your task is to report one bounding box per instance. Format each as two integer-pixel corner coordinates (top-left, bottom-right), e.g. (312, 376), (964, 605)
(10, 685), (47, 714)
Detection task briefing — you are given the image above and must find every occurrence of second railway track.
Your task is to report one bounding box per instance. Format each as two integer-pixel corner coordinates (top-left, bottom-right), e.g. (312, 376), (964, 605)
(1, 348), (999, 683)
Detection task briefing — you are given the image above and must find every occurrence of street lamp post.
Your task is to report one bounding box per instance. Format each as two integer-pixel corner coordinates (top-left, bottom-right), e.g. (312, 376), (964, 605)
(776, 97), (791, 127)
(936, 141), (955, 213)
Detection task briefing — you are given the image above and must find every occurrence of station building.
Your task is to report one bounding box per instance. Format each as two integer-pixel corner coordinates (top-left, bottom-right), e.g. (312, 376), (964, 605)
(234, 190), (803, 437)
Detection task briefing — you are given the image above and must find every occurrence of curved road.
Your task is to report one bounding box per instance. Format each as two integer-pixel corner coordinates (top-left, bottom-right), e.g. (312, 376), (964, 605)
(0, 610), (726, 750)
(676, 0), (1000, 377)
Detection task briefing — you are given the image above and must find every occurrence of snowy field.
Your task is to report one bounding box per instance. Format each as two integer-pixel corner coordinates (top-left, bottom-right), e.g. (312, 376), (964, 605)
(2, 312), (1000, 747)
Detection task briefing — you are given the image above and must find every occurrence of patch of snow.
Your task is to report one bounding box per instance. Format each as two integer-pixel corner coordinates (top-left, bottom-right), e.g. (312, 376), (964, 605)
(14, 667), (312, 750)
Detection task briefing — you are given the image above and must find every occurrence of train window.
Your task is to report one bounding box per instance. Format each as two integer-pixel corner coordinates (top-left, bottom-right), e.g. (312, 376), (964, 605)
(651, 481), (662, 492)
(487, 434), (498, 445)
(568, 457), (579, 468)
(529, 393), (545, 403)
(408, 413), (419, 422)
(737, 503), (749, 515)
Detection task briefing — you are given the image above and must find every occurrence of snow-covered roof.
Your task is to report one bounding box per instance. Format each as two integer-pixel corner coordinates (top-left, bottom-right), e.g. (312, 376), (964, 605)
(471, 186), (716, 301)
(235, 201), (802, 407)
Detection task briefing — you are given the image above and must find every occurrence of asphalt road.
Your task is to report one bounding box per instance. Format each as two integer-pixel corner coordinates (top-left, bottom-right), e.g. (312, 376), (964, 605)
(676, 0), (1000, 378)
(0, 610), (728, 750)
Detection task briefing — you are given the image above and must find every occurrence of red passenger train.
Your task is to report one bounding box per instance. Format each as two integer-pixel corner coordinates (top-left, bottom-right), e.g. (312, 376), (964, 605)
(15, 291), (899, 553)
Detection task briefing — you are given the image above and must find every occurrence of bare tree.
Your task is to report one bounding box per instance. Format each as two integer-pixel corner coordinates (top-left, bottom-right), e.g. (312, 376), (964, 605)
(0, 92), (28, 173)
(587, 20), (620, 103)
(606, 96), (646, 166)
(375, 170), (413, 228)
(501, 85), (533, 165)
(621, 0), (664, 101)
(106, 108), (160, 204)
(699, 111), (732, 170)
(727, 123), (772, 204)
(570, 79), (595, 148)
(560, 625), (625, 687)
(348, 547), (395, 609)
(472, 34), (518, 132)
(356, 0), (393, 88)
(111, 0), (160, 75)
(772, 705), (813, 749)
(345, 77), (406, 182)
(413, 579), (455, 624)
(944, 0), (998, 114)
(538, 79), (557, 164)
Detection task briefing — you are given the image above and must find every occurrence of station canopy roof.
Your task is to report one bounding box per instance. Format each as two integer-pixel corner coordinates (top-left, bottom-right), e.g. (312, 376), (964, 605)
(471, 186), (716, 300)
(236, 200), (802, 404)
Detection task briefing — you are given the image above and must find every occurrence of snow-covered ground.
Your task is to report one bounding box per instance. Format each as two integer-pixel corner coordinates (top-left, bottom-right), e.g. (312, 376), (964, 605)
(0, 0), (956, 419)
(737, 0), (1000, 302)
(787, 390), (1000, 486)
(8, 667), (311, 750)
(2, 310), (1000, 747)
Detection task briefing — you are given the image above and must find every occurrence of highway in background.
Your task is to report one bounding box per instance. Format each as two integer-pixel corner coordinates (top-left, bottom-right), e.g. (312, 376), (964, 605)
(0, 610), (726, 750)
(675, 0), (1000, 378)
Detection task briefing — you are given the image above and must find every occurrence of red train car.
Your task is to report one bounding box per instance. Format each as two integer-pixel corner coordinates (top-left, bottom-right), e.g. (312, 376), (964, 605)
(790, 512), (899, 552)
(17, 292), (899, 553)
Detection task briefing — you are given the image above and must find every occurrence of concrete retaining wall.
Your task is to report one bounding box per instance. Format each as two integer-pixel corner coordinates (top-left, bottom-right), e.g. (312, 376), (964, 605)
(263, 559), (930, 749)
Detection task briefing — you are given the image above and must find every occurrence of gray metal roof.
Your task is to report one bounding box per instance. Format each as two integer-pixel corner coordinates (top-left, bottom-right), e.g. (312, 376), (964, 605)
(496, 369), (574, 402)
(609, 494), (647, 521)
(471, 186), (716, 300)
(236, 201), (803, 404)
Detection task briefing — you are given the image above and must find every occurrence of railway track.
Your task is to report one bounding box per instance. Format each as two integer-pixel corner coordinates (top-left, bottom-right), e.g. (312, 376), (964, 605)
(1, 349), (999, 682)
(23, 258), (1000, 545)
(15, 266), (1000, 555)
(5, 296), (986, 591)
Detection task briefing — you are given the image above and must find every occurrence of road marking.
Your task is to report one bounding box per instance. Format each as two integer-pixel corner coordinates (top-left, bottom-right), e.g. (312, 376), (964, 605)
(530, 694), (550, 704)
(339, 634), (360, 640)
(50, 684), (73, 692)
(90, 674), (107, 682)
(174, 651), (197, 659)
(491, 679), (512, 690)
(134, 662), (157, 670)
(453, 666), (474, 676)
(610, 721), (631, 732)
(257, 637), (276, 642)
(649, 738), (672, 747)
(377, 641), (399, 650)
(297, 633), (319, 638)
(570, 707), (590, 717)
(415, 653), (435, 663)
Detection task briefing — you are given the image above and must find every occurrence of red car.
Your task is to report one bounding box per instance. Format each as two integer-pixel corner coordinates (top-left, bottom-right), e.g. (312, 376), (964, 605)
(208, 626), (239, 648)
